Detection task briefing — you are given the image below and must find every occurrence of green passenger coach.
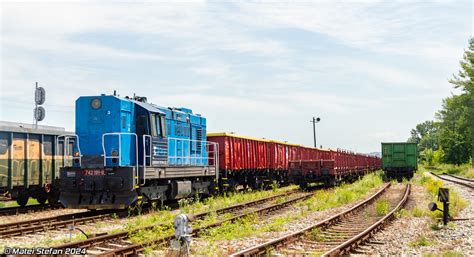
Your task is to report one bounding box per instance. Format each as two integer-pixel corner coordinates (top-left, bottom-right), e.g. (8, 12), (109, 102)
(381, 142), (418, 180)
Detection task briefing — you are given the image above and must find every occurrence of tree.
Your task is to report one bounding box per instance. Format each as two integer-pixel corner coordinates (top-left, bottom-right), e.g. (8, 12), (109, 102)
(436, 94), (471, 165)
(449, 37), (474, 166)
(407, 120), (439, 152)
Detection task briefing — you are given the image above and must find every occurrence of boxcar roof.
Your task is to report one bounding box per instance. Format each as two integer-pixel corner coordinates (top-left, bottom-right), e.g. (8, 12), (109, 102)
(0, 121), (74, 136)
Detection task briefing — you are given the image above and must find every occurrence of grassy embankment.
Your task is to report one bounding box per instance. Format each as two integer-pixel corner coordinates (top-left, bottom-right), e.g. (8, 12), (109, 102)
(398, 168), (467, 220)
(396, 166), (468, 255)
(425, 163), (474, 179)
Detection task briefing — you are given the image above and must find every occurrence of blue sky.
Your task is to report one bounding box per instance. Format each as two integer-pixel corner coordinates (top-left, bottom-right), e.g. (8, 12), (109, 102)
(0, 0), (472, 152)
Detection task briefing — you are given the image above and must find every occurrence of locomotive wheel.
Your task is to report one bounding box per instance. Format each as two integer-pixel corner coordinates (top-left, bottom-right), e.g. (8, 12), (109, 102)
(17, 192), (29, 207)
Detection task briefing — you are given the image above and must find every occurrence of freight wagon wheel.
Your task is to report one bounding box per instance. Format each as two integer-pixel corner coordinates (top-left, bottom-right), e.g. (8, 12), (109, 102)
(47, 191), (60, 206)
(36, 194), (47, 205)
(16, 192), (29, 207)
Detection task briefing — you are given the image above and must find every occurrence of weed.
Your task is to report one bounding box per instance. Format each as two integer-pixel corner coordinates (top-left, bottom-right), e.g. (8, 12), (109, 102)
(411, 206), (428, 217)
(394, 208), (409, 218)
(409, 235), (431, 247)
(308, 228), (322, 241)
(430, 223), (441, 231)
(442, 250), (464, 257)
(261, 215), (292, 232)
(201, 214), (259, 240)
(375, 199), (390, 216)
(415, 171), (468, 218)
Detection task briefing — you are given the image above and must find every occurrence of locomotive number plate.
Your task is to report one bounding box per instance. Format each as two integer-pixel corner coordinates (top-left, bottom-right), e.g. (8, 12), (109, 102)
(83, 169), (105, 176)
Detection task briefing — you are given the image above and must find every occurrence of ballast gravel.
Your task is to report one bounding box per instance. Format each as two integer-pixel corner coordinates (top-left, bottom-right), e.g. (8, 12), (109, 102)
(354, 175), (473, 256)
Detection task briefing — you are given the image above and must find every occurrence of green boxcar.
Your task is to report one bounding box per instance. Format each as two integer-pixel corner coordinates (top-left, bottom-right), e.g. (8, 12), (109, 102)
(381, 142), (417, 180)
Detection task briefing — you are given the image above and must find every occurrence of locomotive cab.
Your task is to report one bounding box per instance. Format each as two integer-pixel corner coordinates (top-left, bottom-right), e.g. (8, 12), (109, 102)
(59, 93), (218, 209)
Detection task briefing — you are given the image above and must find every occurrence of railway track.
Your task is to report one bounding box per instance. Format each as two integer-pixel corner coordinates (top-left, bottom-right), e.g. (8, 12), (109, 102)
(231, 183), (410, 257)
(53, 188), (311, 256)
(0, 204), (61, 216)
(430, 172), (474, 189)
(0, 209), (126, 238)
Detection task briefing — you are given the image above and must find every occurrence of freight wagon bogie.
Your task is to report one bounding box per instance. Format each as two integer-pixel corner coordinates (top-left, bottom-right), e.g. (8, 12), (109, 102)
(219, 169), (287, 192)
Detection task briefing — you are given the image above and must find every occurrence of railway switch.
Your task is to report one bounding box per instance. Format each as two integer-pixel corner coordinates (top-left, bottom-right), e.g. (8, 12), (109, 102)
(428, 187), (450, 225)
(172, 214), (193, 254)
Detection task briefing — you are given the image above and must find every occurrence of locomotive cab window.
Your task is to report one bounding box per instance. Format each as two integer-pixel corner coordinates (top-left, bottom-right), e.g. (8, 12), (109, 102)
(136, 115), (149, 136)
(160, 116), (167, 137)
(151, 114), (158, 137)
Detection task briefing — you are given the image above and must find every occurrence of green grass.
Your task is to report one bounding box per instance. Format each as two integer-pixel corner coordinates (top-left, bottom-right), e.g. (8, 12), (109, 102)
(414, 171), (468, 219)
(411, 206), (429, 217)
(0, 198), (40, 208)
(375, 199), (390, 216)
(409, 235), (432, 247)
(196, 171), (384, 251)
(200, 213), (259, 240)
(301, 172), (383, 212)
(426, 163), (474, 179)
(423, 251), (464, 257)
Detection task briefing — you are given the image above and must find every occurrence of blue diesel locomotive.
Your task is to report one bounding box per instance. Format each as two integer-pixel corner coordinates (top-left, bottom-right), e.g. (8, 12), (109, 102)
(59, 93), (218, 209)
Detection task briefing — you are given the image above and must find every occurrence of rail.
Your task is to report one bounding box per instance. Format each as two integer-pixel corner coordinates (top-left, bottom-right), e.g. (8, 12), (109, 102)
(430, 172), (474, 189)
(323, 184), (410, 256)
(230, 183), (391, 257)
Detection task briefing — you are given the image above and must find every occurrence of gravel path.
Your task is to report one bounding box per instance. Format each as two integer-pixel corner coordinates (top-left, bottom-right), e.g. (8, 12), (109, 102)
(354, 175), (474, 256)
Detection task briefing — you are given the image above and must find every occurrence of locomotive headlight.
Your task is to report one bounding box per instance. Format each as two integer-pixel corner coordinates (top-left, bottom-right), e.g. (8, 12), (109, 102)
(112, 150), (119, 156)
(74, 152), (80, 157)
(91, 98), (102, 109)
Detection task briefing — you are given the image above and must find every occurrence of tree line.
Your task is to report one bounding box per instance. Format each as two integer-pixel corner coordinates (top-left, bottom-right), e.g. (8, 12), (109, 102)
(408, 38), (474, 167)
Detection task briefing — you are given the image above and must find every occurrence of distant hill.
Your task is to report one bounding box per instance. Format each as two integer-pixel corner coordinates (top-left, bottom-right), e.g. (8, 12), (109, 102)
(369, 152), (382, 158)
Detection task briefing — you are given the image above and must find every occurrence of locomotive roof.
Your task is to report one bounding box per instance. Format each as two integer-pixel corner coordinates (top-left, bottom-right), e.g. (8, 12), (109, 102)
(0, 120), (74, 136)
(130, 99), (165, 114)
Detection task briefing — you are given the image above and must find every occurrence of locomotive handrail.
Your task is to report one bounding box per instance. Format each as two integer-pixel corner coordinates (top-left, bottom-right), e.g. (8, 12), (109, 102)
(57, 134), (82, 167)
(167, 137), (219, 180)
(141, 135), (152, 186)
(102, 133), (139, 190)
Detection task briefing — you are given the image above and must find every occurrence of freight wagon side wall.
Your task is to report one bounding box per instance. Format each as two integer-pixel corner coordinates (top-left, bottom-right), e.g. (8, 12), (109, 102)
(0, 130), (73, 193)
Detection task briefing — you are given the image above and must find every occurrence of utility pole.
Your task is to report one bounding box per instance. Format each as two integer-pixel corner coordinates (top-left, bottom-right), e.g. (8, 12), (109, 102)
(310, 117), (321, 148)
